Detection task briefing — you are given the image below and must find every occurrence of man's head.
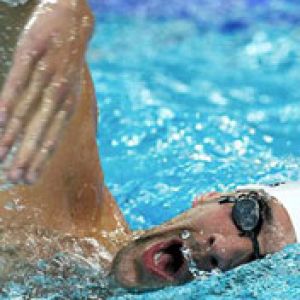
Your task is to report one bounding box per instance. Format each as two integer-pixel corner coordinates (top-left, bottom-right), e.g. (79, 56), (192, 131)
(110, 190), (296, 291)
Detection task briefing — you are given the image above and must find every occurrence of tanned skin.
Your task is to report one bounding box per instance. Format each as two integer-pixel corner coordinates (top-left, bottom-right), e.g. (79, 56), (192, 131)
(0, 1), (130, 257)
(0, 0), (296, 292)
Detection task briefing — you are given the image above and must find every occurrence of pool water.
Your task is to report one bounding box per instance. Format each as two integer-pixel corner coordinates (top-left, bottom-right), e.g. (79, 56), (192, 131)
(1, 0), (300, 299)
(90, 7), (300, 231)
(88, 0), (300, 299)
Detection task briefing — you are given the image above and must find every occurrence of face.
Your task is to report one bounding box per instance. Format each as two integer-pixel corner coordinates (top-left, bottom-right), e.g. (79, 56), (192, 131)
(110, 193), (296, 291)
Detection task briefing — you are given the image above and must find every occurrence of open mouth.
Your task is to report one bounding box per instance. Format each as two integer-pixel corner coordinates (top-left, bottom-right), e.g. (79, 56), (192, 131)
(142, 239), (187, 281)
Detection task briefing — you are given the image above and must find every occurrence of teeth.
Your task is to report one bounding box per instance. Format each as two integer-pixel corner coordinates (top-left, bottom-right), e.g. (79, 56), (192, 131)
(154, 252), (162, 265)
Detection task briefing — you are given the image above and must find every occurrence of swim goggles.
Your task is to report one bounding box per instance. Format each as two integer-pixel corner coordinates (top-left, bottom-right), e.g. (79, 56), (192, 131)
(218, 190), (270, 259)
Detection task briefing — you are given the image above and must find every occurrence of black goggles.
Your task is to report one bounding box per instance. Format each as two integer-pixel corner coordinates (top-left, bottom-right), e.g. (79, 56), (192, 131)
(218, 190), (269, 259)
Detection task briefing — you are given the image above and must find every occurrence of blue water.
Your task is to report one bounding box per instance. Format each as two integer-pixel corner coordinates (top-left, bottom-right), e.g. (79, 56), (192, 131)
(1, 0), (300, 299)
(87, 0), (300, 299)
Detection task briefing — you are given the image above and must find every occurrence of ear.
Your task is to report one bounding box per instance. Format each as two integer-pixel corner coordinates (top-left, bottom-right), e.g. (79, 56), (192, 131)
(192, 191), (221, 207)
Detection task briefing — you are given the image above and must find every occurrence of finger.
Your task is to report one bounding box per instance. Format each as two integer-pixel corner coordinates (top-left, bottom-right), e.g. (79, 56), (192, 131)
(0, 44), (44, 126)
(0, 64), (53, 161)
(8, 82), (70, 181)
(25, 109), (69, 184)
(192, 192), (220, 207)
(25, 97), (73, 183)
(9, 61), (53, 121)
(0, 117), (22, 161)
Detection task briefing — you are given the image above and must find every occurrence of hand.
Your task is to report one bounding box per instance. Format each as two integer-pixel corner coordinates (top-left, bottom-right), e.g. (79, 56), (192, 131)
(192, 191), (222, 207)
(0, 0), (94, 184)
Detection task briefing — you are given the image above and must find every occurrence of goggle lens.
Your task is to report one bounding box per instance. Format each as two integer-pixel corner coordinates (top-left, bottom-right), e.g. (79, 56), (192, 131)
(232, 198), (260, 232)
(219, 191), (265, 259)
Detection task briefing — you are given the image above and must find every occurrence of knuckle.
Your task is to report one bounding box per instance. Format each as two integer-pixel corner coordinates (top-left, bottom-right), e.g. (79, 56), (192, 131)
(51, 81), (70, 102)
(28, 34), (48, 55)
(37, 68), (53, 83)
(64, 99), (75, 116)
(82, 11), (95, 33)
(43, 140), (56, 155)
(58, 81), (70, 94)
(17, 41), (46, 64)
(17, 49), (37, 65)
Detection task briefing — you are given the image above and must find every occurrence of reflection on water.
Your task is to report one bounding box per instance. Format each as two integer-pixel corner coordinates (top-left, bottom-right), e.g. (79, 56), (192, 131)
(0, 0), (300, 298)
(92, 16), (300, 230)
(88, 2), (300, 298)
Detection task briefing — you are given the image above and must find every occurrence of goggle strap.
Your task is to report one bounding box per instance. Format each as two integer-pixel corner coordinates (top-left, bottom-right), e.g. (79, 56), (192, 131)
(250, 232), (261, 259)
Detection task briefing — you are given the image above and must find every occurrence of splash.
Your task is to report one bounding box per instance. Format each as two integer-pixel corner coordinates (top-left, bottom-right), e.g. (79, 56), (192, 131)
(0, 227), (115, 298)
(180, 244), (221, 281)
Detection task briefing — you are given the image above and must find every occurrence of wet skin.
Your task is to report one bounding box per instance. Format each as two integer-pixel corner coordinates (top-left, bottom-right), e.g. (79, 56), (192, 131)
(0, 1), (130, 256)
(111, 193), (296, 291)
(0, 0), (94, 183)
(0, 0), (297, 294)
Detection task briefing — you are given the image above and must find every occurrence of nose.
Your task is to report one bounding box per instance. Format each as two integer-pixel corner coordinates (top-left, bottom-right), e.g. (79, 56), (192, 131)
(193, 233), (252, 271)
(206, 234), (233, 270)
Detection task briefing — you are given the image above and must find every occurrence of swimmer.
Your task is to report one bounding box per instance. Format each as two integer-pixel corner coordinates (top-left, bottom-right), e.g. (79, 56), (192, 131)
(111, 182), (298, 291)
(0, 0), (298, 293)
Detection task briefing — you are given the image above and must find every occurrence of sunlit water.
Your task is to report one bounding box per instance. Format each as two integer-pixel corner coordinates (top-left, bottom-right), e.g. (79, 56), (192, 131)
(1, 0), (300, 298)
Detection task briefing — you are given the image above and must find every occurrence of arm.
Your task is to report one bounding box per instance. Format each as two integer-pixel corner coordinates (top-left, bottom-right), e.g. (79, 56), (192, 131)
(0, 0), (94, 183)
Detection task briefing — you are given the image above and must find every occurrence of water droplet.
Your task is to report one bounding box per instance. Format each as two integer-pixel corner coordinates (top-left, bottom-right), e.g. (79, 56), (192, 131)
(180, 230), (191, 240)
(180, 245), (221, 280)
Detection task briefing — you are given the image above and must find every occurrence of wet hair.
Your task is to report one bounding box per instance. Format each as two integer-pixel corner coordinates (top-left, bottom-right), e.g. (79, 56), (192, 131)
(259, 192), (273, 224)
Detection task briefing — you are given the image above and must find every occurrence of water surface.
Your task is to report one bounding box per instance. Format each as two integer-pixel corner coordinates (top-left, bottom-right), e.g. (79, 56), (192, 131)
(1, 0), (300, 298)
(88, 1), (300, 299)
